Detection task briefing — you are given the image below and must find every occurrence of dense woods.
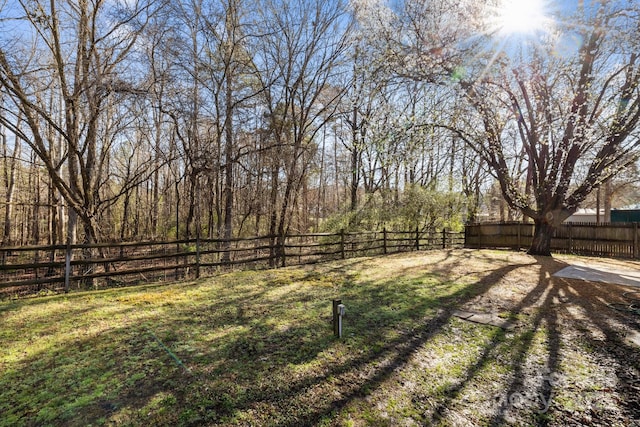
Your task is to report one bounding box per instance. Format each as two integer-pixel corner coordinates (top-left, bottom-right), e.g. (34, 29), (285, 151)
(0, 0), (639, 255)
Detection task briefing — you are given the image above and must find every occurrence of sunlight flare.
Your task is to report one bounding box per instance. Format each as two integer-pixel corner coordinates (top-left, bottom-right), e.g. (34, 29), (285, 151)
(495, 0), (549, 35)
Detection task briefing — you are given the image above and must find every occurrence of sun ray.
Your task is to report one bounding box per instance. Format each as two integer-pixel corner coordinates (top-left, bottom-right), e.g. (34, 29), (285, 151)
(496, 0), (549, 35)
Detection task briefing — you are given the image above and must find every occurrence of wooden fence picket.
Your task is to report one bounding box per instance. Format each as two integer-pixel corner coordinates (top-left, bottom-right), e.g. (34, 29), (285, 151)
(465, 222), (640, 259)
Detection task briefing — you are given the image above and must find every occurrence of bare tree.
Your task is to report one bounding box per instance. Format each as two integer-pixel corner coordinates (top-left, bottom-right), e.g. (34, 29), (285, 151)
(0, 116), (19, 246)
(378, 0), (640, 255)
(455, 5), (640, 254)
(198, 0), (262, 260)
(253, 0), (352, 264)
(0, 0), (158, 247)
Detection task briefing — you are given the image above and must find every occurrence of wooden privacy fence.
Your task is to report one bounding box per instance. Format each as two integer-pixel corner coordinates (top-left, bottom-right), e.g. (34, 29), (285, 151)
(465, 222), (640, 259)
(0, 228), (464, 296)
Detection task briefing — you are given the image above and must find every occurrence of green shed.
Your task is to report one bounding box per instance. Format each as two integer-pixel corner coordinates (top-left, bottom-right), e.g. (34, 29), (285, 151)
(611, 209), (640, 223)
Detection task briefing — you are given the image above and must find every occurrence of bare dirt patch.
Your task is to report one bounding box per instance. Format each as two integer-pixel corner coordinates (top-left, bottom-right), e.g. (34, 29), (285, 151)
(344, 250), (640, 426)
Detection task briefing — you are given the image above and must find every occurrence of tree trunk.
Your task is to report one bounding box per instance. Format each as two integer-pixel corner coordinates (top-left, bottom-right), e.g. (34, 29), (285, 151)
(185, 174), (197, 239)
(2, 125), (19, 246)
(46, 180), (60, 276)
(268, 167), (279, 267)
(528, 218), (554, 256)
(276, 178), (295, 268)
(596, 186), (601, 224)
(81, 217), (99, 288)
(604, 179), (612, 223)
(120, 190), (131, 242)
(350, 108), (359, 212)
(32, 168), (41, 245)
(221, 75), (234, 264)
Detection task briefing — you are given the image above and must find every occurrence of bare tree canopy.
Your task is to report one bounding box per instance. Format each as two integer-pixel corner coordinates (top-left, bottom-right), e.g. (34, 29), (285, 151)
(0, 0), (159, 245)
(1, 0), (638, 259)
(370, 0), (640, 255)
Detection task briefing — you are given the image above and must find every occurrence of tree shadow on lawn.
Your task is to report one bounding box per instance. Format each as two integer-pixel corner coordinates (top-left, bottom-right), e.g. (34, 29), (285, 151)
(281, 252), (639, 426)
(485, 256), (565, 426)
(428, 254), (639, 426)
(11, 252), (638, 426)
(427, 254), (640, 426)
(404, 248), (527, 289)
(356, 258), (562, 426)
(398, 256), (561, 426)
(1, 254), (529, 426)
(551, 275), (640, 423)
(215, 261), (535, 426)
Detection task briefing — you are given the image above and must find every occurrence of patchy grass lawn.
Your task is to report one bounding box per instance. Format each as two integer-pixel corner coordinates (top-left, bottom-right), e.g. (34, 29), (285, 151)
(1, 249), (640, 426)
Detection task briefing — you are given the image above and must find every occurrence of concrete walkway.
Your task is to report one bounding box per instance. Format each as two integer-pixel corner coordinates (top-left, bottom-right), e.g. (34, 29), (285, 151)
(553, 264), (640, 288)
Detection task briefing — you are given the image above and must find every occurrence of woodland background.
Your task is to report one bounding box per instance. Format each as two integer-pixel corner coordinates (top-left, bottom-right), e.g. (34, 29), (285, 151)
(1, 0), (639, 250)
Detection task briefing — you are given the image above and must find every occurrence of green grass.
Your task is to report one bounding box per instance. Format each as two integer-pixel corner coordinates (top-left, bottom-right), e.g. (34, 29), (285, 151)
(0, 250), (636, 426)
